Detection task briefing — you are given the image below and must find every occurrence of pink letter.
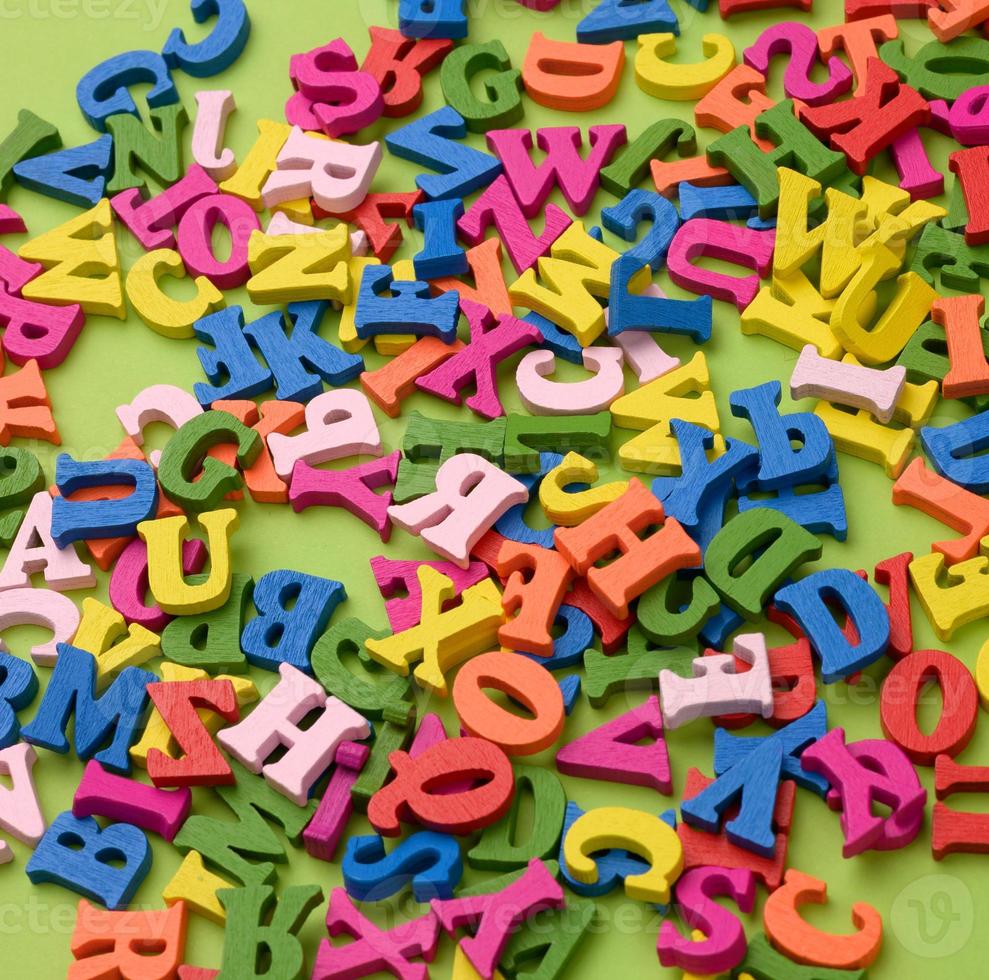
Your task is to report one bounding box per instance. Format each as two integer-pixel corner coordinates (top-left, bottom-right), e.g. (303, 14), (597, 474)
(801, 728), (926, 856)
(0, 491), (95, 593)
(416, 303), (541, 420)
(431, 859), (565, 978)
(261, 127), (382, 214)
(667, 219), (774, 310)
(218, 662), (370, 805)
(191, 90), (237, 180)
(313, 890), (440, 980)
(658, 866), (756, 974)
(269, 389), (382, 480)
(0, 586), (80, 666)
(0, 743), (44, 863)
(517, 346), (625, 415)
(388, 453), (528, 568)
(659, 632), (774, 729)
(303, 741), (369, 862)
(72, 760), (190, 842)
(111, 164), (218, 251)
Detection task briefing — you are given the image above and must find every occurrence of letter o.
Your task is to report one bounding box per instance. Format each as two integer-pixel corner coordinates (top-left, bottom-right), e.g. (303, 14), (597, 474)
(453, 650), (564, 756)
(880, 649), (978, 765)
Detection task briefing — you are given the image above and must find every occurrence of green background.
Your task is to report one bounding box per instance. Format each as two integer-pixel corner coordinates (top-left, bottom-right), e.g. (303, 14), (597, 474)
(0, 0), (986, 975)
